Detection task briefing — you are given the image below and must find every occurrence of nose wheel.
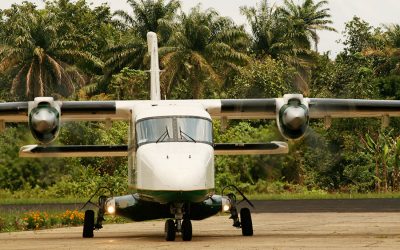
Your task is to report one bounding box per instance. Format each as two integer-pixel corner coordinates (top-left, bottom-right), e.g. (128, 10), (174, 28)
(165, 203), (192, 241)
(164, 218), (193, 241)
(181, 219), (192, 241)
(165, 219), (176, 241)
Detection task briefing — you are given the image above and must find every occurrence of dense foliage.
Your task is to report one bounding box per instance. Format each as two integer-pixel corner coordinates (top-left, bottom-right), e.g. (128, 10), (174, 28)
(1, 0), (400, 197)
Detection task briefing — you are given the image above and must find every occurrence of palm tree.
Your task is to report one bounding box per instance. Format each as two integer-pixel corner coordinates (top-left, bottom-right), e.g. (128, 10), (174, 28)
(160, 6), (249, 99)
(279, 0), (336, 52)
(0, 3), (103, 99)
(362, 24), (400, 75)
(241, 0), (315, 94)
(240, 0), (289, 59)
(114, 0), (180, 44)
(103, 0), (181, 92)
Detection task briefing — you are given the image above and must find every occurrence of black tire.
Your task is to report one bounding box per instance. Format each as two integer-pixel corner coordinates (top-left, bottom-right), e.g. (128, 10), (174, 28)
(83, 210), (95, 238)
(165, 219), (176, 241)
(181, 219), (192, 241)
(240, 208), (253, 236)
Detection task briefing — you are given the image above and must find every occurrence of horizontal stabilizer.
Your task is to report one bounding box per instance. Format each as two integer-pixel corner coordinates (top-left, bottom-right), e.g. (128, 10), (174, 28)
(20, 144), (128, 158)
(214, 141), (288, 155)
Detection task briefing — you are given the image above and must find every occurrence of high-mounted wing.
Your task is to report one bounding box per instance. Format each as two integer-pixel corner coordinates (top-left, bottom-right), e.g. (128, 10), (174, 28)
(198, 94), (400, 140)
(308, 98), (400, 118)
(3, 94), (400, 146)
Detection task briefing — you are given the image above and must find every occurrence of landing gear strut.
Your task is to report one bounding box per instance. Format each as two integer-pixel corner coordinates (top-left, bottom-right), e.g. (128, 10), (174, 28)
(82, 195), (108, 238)
(165, 203), (192, 241)
(81, 187), (113, 238)
(223, 185), (254, 236)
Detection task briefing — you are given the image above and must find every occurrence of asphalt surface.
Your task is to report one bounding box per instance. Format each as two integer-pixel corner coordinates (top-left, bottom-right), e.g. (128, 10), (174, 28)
(1, 212), (399, 249)
(2, 198), (400, 213)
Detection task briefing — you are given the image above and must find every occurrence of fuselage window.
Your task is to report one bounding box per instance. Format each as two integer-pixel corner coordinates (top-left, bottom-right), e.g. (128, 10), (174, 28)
(136, 116), (212, 146)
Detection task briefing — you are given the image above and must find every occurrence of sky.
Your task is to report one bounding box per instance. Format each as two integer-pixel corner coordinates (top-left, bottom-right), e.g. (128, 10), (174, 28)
(1, 0), (400, 58)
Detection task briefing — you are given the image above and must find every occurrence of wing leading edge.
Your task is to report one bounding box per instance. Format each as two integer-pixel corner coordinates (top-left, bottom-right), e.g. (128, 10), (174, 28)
(2, 95), (400, 122)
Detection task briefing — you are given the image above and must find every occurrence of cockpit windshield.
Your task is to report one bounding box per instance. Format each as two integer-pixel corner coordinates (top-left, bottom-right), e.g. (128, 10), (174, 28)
(136, 116), (212, 146)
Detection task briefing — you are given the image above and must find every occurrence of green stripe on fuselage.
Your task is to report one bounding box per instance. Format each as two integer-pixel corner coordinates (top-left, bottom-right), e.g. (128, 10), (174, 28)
(137, 189), (213, 203)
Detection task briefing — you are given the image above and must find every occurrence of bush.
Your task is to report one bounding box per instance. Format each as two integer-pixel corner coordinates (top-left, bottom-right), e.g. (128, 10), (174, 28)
(60, 210), (84, 226)
(22, 211), (49, 230)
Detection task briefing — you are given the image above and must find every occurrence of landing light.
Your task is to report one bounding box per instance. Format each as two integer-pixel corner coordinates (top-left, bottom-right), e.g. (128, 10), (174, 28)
(107, 205), (115, 214)
(221, 197), (231, 213)
(106, 198), (116, 214)
(223, 204), (230, 212)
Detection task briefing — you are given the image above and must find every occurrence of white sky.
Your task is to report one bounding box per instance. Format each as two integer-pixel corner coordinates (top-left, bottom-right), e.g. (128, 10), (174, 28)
(1, 0), (400, 58)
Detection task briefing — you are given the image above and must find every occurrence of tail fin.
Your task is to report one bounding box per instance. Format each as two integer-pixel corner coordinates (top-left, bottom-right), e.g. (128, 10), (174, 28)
(147, 32), (161, 101)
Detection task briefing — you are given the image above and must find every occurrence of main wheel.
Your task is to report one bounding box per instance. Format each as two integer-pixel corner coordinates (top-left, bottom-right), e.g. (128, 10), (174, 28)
(165, 219), (176, 241)
(181, 219), (192, 241)
(82, 210), (95, 238)
(240, 208), (253, 236)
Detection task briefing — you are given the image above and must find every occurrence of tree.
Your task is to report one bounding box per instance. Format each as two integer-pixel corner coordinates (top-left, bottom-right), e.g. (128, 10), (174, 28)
(104, 0), (180, 81)
(280, 0), (335, 52)
(341, 16), (379, 56)
(361, 130), (393, 192)
(240, 0), (333, 95)
(240, 0), (288, 59)
(161, 6), (249, 98)
(229, 56), (295, 98)
(114, 0), (180, 44)
(44, 0), (116, 62)
(0, 2), (103, 99)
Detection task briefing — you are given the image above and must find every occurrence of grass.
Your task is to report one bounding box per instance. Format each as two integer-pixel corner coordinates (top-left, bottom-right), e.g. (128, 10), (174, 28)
(0, 197), (88, 205)
(2, 192), (400, 205)
(248, 192), (400, 200)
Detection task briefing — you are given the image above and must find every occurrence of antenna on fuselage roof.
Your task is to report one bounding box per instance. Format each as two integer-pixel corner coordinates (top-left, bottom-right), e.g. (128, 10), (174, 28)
(147, 32), (161, 101)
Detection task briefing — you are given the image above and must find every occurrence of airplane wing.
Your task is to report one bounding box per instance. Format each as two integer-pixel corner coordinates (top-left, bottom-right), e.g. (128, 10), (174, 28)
(198, 94), (400, 140)
(2, 94), (400, 150)
(0, 100), (130, 122)
(199, 96), (400, 119)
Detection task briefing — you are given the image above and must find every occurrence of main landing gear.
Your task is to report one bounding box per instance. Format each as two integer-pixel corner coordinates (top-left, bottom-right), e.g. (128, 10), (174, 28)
(223, 185), (254, 236)
(165, 203), (192, 241)
(81, 187), (113, 238)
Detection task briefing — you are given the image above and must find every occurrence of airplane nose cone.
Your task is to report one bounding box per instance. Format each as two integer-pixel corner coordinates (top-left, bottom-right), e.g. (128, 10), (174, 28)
(137, 143), (214, 191)
(31, 109), (57, 133)
(283, 107), (307, 130)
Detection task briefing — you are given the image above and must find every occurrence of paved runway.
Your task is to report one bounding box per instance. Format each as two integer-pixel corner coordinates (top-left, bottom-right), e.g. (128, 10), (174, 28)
(1, 212), (400, 249)
(3, 198), (400, 213)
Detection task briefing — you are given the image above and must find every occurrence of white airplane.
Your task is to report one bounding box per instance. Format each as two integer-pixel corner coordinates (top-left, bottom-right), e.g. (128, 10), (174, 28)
(1, 32), (400, 241)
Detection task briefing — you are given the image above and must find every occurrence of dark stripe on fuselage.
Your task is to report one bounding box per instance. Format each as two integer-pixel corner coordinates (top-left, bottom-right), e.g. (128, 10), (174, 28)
(61, 101), (116, 114)
(30, 145), (128, 153)
(309, 99), (400, 113)
(0, 102), (28, 115)
(221, 99), (276, 113)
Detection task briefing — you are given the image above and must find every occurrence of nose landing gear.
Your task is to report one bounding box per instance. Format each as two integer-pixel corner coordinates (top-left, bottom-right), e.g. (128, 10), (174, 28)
(165, 203), (192, 241)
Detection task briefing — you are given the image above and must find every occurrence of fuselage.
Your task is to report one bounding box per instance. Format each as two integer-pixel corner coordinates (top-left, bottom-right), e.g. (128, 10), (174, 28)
(130, 103), (215, 204)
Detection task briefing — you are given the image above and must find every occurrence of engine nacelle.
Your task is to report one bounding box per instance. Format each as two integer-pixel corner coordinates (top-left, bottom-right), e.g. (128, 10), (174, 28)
(28, 97), (61, 144)
(276, 94), (309, 140)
